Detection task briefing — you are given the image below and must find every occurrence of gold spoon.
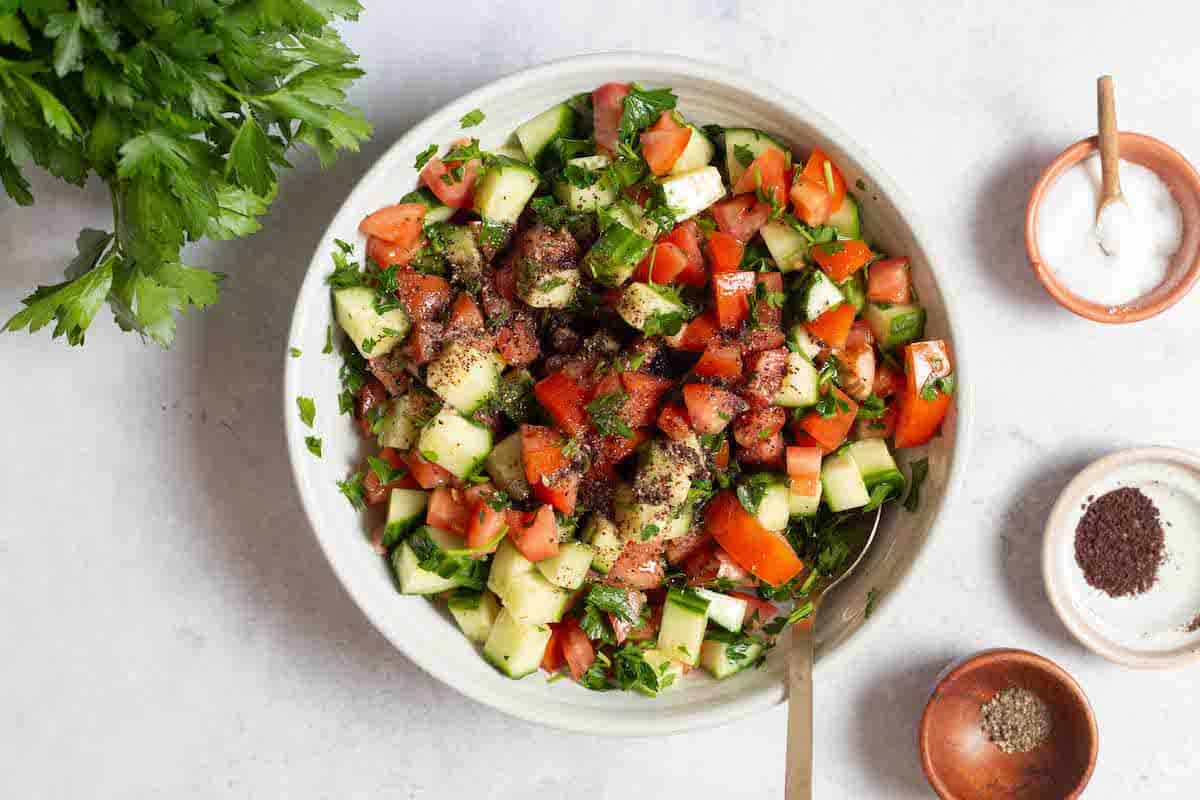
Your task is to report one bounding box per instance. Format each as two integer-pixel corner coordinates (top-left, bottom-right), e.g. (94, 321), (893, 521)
(1095, 75), (1127, 256)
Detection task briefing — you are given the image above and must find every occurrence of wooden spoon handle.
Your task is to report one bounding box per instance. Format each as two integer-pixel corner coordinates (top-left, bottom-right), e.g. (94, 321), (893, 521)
(785, 617), (816, 800)
(1097, 75), (1122, 202)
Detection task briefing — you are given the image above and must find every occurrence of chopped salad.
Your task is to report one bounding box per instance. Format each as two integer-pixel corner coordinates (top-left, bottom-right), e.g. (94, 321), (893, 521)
(307, 82), (954, 694)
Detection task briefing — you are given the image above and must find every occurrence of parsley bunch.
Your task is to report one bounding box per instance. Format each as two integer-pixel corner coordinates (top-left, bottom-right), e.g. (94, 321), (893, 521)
(2, 1), (371, 348)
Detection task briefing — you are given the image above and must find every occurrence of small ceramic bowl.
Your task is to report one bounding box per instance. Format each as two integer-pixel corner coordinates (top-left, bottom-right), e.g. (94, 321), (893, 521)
(919, 649), (1098, 800)
(1025, 132), (1200, 323)
(1043, 447), (1200, 668)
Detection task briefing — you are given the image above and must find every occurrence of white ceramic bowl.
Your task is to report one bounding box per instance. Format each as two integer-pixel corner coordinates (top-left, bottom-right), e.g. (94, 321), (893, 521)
(283, 52), (974, 734)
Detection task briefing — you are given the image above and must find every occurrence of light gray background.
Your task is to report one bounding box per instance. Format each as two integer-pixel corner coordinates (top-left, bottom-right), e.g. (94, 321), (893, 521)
(3, 1), (1199, 797)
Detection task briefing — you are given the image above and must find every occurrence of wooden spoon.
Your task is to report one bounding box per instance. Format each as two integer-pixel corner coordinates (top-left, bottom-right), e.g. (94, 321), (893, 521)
(1095, 75), (1126, 255)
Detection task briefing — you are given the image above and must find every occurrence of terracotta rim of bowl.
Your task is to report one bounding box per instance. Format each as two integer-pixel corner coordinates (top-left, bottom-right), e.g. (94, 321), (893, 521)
(918, 648), (1099, 800)
(1025, 132), (1200, 323)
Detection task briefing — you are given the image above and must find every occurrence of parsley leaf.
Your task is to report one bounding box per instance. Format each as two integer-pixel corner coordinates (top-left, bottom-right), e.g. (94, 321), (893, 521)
(733, 143), (755, 167)
(586, 391), (635, 439)
(856, 395), (887, 419)
(289, 347), (302, 358)
(585, 584), (639, 624)
(736, 473), (777, 515)
(904, 458), (929, 512)
(336, 472), (366, 511)
(459, 108), (485, 128)
(413, 144), (438, 170)
(618, 83), (677, 145)
(919, 372), (956, 402)
(643, 310), (685, 338)
(322, 325), (334, 354)
(865, 588), (879, 619)
(305, 436), (323, 458)
(296, 396), (316, 428)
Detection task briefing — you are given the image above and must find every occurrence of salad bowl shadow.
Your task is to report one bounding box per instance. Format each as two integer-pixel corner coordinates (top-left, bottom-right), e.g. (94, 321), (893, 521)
(282, 52), (974, 734)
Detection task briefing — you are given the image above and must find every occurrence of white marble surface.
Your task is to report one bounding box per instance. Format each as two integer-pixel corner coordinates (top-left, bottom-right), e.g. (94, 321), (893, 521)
(3, 1), (1200, 796)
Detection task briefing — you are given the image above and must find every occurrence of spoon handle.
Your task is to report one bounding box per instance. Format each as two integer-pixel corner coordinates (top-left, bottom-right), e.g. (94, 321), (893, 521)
(785, 617), (816, 800)
(1097, 75), (1122, 202)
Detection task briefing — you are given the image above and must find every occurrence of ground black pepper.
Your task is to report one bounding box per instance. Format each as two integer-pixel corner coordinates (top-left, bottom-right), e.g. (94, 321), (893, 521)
(1074, 487), (1165, 598)
(981, 687), (1052, 753)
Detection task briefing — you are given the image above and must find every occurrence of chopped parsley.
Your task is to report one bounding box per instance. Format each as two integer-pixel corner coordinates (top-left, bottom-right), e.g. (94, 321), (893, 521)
(856, 395), (887, 420)
(643, 310), (686, 337)
(459, 109), (485, 128)
(865, 588), (879, 619)
(336, 472), (366, 511)
(305, 436), (323, 458)
(413, 144), (438, 171)
(562, 162), (600, 188)
(326, 239), (366, 289)
(322, 325), (334, 354)
(733, 143), (756, 168)
(296, 396), (316, 428)
(367, 455), (405, 486)
(289, 347), (301, 358)
(904, 458), (929, 512)
(586, 391), (635, 439)
(919, 372), (956, 401)
(736, 473), (777, 515)
(585, 584), (639, 624)
(618, 84), (677, 146)
(640, 523), (660, 541)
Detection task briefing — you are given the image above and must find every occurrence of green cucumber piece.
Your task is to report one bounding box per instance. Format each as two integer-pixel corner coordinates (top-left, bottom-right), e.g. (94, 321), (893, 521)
(821, 452), (871, 512)
(692, 589), (749, 633)
(759, 220), (809, 273)
(828, 193), (860, 239)
(615, 282), (687, 332)
(788, 481), (822, 518)
(515, 102), (577, 163)
(700, 632), (763, 679)
(382, 488), (429, 549)
(484, 431), (531, 501)
(471, 156), (540, 223)
(846, 439), (906, 496)
(416, 407), (493, 479)
(786, 323), (823, 362)
(723, 128), (791, 186)
(800, 270), (845, 322)
(775, 351), (820, 408)
(487, 539), (534, 601)
(752, 477), (790, 532)
(839, 273), (866, 313)
(581, 514), (622, 574)
(637, 649), (684, 694)
(425, 341), (501, 413)
(394, 526), (485, 594)
(553, 154), (616, 211)
(483, 609), (553, 679)
(863, 302), (926, 349)
(517, 265), (579, 309)
(657, 588), (710, 666)
(657, 166), (725, 221)
(670, 124), (716, 175)
(333, 287), (411, 359)
(448, 589), (501, 644)
(399, 187), (455, 223)
(534, 542), (596, 590)
(583, 221), (654, 287)
(502, 571), (571, 625)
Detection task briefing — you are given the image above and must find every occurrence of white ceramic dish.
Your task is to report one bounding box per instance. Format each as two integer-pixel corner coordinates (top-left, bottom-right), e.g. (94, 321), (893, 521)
(282, 52), (974, 734)
(1044, 447), (1200, 668)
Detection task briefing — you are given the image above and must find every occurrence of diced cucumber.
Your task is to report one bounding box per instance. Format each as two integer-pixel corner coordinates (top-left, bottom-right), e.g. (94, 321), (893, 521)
(615, 282), (687, 332)
(483, 609), (553, 679)
(382, 488), (429, 550)
(800, 270), (845, 321)
(657, 588), (710, 666)
(425, 341), (501, 413)
(393, 541), (460, 595)
(663, 506), (693, 541)
(775, 351), (820, 408)
(821, 451), (871, 512)
(839, 273), (866, 313)
(700, 633), (763, 679)
(472, 156), (540, 223)
(759, 220), (809, 273)
(637, 649), (684, 695)
(492, 140), (527, 163)
(378, 392), (425, 450)
(416, 407), (493, 479)
(503, 571), (571, 625)
(670, 124), (716, 174)
(394, 527), (483, 594)
(828, 193), (860, 239)
(657, 166), (725, 221)
(789, 482), (823, 518)
(724, 128), (790, 186)
(333, 287), (411, 359)
(535, 542), (596, 590)
(487, 539), (534, 601)
(584, 218), (654, 287)
(448, 589), (501, 644)
(637, 439), (696, 510)
(399, 187), (455, 224)
(693, 589), (748, 633)
(581, 514), (622, 574)
(863, 302), (926, 349)
(518, 266), (579, 309)
(484, 431), (531, 501)
(752, 477), (790, 532)
(847, 439), (906, 495)
(442, 224), (483, 274)
(786, 323), (823, 361)
(515, 102), (577, 163)
(553, 155), (616, 211)
(614, 483), (673, 544)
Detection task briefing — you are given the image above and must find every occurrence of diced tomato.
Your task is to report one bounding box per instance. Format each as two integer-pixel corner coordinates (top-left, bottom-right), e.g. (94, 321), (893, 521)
(541, 626), (564, 673)
(592, 82), (630, 155)
(355, 378), (389, 438)
(729, 591), (779, 628)
(420, 156), (480, 209)
(855, 404), (898, 441)
(657, 403), (692, 441)
(447, 293), (484, 335)
(801, 148), (847, 213)
(790, 428), (827, 452)
(362, 447), (417, 505)
(559, 616), (597, 679)
(634, 241), (689, 284)
(753, 272), (784, 330)
(367, 234), (422, 269)
(733, 407), (786, 448)
(619, 371), (674, 428)
(790, 176), (832, 226)
(743, 328), (786, 352)
(706, 231), (745, 273)
(521, 425), (568, 482)
(787, 446), (822, 496)
(711, 196), (771, 243)
(799, 387), (859, 451)
(465, 501), (505, 552)
(534, 472), (579, 515)
(394, 272), (451, 321)
(873, 362), (904, 399)
(894, 340), (954, 449)
(666, 529), (712, 565)
(742, 348), (788, 409)
(704, 491), (805, 586)
(511, 504), (559, 562)
(811, 239), (872, 282)
(668, 309), (720, 352)
(712, 271), (756, 329)
(640, 111), (692, 176)
(427, 487), (471, 534)
(837, 344), (876, 402)
(403, 450), (454, 489)
(359, 202), (426, 246)
(495, 317), (540, 367)
(739, 430), (784, 467)
(534, 372), (589, 436)
(622, 603), (661, 643)
(694, 342), (743, 381)
(714, 436), (731, 469)
(608, 540), (666, 589)
(665, 220), (706, 287)
(598, 427), (650, 468)
(804, 303), (856, 349)
(867, 257), (911, 304)
(732, 146), (789, 206)
(493, 264), (517, 302)
(401, 320), (443, 365)
(682, 383), (746, 434)
(683, 543), (752, 586)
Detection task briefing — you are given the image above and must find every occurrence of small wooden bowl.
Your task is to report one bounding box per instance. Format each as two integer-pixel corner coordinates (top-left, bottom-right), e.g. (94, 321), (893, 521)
(1025, 132), (1200, 323)
(919, 649), (1098, 800)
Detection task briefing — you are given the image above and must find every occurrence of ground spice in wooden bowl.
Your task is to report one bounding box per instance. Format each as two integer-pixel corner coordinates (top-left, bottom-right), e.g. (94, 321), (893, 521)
(981, 687), (1053, 753)
(1074, 486), (1165, 597)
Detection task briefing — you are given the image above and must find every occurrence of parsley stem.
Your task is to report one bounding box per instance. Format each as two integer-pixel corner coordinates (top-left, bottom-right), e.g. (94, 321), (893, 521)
(108, 186), (121, 255)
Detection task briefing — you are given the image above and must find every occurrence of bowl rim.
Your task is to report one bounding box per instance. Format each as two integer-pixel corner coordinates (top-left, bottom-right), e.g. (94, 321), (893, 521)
(918, 648), (1098, 800)
(1024, 131), (1200, 323)
(1041, 446), (1200, 669)
(281, 50), (976, 734)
